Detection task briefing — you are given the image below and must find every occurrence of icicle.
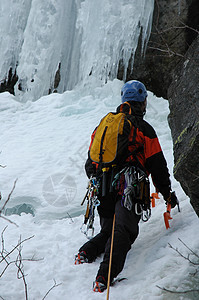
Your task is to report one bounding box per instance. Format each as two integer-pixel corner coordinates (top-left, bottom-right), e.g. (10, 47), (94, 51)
(0, 0), (154, 102)
(178, 0), (181, 15)
(76, 0), (154, 86)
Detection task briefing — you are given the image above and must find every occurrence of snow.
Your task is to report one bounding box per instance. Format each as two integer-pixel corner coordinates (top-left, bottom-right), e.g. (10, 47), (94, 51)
(0, 0), (154, 102)
(0, 80), (198, 300)
(0, 0), (198, 298)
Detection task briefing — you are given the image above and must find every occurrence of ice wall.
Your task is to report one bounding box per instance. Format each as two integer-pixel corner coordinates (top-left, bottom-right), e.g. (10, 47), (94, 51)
(77, 0), (154, 87)
(15, 0), (79, 102)
(0, 0), (32, 81)
(0, 0), (154, 101)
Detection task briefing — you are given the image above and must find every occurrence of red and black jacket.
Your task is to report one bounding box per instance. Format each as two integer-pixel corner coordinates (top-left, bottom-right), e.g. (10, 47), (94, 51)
(85, 103), (171, 200)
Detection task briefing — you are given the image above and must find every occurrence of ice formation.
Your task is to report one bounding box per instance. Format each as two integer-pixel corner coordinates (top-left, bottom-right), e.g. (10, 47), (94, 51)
(0, 0), (154, 101)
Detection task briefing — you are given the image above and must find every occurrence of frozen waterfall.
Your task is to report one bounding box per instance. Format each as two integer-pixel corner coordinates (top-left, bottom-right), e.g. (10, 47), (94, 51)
(0, 0), (154, 102)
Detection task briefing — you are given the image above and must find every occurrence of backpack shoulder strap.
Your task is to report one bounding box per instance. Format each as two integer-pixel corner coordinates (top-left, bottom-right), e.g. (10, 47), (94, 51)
(120, 102), (132, 115)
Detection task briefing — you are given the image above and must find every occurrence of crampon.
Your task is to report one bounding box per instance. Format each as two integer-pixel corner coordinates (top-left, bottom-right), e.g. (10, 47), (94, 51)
(74, 251), (88, 265)
(93, 276), (107, 293)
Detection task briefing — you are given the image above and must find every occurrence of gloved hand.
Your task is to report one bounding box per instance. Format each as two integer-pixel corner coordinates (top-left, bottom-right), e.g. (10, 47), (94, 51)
(165, 191), (179, 209)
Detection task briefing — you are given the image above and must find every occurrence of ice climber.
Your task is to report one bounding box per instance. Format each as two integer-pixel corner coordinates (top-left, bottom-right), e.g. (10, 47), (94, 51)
(75, 80), (179, 293)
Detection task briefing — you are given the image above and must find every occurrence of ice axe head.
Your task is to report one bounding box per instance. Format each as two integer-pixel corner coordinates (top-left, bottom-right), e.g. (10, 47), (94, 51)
(163, 203), (172, 229)
(151, 192), (160, 207)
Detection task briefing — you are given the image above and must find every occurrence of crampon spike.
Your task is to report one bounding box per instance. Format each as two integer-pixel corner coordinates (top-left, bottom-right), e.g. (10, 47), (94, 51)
(163, 203), (172, 229)
(93, 281), (105, 293)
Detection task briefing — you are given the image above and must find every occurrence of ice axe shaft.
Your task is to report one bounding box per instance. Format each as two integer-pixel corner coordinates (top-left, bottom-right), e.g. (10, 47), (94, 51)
(163, 203), (172, 229)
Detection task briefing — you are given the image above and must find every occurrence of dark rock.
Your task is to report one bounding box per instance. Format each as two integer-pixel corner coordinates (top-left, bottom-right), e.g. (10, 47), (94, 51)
(54, 62), (61, 90)
(168, 35), (199, 216)
(118, 0), (199, 217)
(122, 0), (199, 99)
(0, 67), (18, 95)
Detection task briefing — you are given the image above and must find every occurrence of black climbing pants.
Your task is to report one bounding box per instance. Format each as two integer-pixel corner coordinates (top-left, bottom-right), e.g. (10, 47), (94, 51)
(79, 194), (141, 282)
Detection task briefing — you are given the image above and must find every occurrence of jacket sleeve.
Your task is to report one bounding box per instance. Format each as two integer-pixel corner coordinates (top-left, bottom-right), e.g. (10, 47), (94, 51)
(144, 126), (171, 200)
(85, 154), (96, 178)
(85, 128), (97, 178)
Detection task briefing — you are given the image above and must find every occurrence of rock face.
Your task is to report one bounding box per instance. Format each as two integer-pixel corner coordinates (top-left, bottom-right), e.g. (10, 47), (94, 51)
(168, 36), (199, 216)
(125, 0), (199, 99)
(125, 0), (199, 216)
(0, 67), (18, 95)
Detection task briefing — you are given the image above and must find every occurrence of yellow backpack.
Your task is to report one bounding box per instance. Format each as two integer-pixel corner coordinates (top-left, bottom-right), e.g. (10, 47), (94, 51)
(89, 112), (132, 167)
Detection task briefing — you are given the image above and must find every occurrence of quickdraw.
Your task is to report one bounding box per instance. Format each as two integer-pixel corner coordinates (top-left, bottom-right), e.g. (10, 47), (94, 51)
(114, 166), (151, 222)
(80, 177), (100, 239)
(135, 203), (151, 222)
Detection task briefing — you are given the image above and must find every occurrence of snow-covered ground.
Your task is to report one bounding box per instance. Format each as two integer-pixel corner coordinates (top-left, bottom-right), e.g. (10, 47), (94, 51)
(0, 79), (198, 300)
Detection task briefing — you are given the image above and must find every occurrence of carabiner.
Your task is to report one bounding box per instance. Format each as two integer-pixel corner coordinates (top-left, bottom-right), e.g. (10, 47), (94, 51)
(142, 209), (151, 222)
(135, 203), (143, 215)
(86, 226), (94, 239)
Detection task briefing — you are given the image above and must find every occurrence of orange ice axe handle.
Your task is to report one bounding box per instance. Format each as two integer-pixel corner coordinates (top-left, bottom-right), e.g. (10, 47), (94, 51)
(151, 192), (160, 208)
(163, 203), (172, 229)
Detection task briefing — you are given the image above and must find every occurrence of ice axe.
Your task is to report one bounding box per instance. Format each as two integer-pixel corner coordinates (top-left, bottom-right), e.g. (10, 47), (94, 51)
(151, 192), (160, 207)
(163, 192), (180, 229)
(163, 203), (172, 229)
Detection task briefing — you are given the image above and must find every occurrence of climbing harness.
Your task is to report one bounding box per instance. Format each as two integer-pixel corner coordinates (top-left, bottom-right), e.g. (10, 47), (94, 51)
(113, 166), (151, 222)
(80, 176), (100, 239)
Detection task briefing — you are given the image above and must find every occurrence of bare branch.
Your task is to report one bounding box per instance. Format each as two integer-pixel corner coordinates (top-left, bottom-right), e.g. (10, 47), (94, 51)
(152, 24), (199, 35)
(67, 212), (74, 223)
(0, 215), (18, 227)
(178, 238), (199, 258)
(147, 46), (184, 57)
(168, 243), (199, 265)
(0, 179), (18, 215)
(1, 226), (8, 252)
(0, 233), (34, 264)
(185, 169), (199, 182)
(41, 279), (62, 300)
(15, 236), (28, 300)
(0, 229), (43, 300)
(157, 285), (199, 294)
(190, 269), (198, 277)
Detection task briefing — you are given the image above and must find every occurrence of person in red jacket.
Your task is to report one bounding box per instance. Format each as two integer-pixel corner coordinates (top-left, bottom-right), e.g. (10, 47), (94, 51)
(75, 80), (178, 292)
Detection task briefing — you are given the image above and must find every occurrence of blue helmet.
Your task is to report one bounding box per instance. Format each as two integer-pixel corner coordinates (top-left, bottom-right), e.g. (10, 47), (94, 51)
(121, 80), (148, 103)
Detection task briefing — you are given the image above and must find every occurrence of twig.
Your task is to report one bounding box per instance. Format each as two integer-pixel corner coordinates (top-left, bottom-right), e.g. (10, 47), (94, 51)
(168, 243), (199, 265)
(0, 165), (6, 168)
(0, 179), (18, 214)
(153, 24), (199, 35)
(1, 226), (8, 254)
(0, 229), (42, 300)
(190, 269), (198, 276)
(15, 236), (28, 300)
(185, 169), (199, 182)
(0, 234), (34, 264)
(41, 279), (62, 300)
(67, 212), (74, 223)
(157, 285), (199, 294)
(147, 46), (184, 57)
(178, 238), (199, 258)
(0, 215), (18, 227)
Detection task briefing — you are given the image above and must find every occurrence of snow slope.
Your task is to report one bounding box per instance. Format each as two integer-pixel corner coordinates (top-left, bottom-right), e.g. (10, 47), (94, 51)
(0, 80), (198, 300)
